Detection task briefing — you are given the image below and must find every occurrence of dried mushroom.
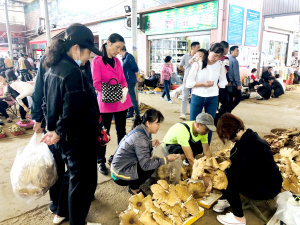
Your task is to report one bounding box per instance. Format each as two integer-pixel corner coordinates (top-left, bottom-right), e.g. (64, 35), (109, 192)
(129, 192), (145, 214)
(212, 170), (228, 190)
(187, 182), (206, 199)
(119, 210), (142, 225)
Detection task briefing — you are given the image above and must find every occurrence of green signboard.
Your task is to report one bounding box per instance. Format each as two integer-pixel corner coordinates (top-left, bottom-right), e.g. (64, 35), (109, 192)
(145, 1), (218, 35)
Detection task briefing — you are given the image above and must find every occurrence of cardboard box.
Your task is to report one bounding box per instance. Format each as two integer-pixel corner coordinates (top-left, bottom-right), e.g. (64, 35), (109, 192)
(198, 192), (222, 209)
(183, 206), (205, 225)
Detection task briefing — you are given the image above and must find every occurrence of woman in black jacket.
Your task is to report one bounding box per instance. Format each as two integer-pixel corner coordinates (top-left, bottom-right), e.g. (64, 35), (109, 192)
(41, 24), (102, 225)
(213, 113), (282, 225)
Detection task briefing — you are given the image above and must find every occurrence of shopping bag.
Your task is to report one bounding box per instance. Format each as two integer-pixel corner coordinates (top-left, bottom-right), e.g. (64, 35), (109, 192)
(10, 133), (58, 201)
(153, 144), (182, 184)
(273, 191), (300, 225)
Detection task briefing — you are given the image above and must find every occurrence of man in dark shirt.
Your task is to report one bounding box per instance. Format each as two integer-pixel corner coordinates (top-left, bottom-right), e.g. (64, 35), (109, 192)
(215, 41), (230, 126)
(262, 67), (273, 83)
(120, 46), (140, 120)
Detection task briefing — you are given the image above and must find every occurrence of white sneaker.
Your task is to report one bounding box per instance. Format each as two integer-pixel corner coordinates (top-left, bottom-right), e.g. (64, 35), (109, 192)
(217, 212), (246, 225)
(160, 97), (165, 101)
(168, 100), (173, 104)
(179, 114), (186, 120)
(53, 215), (67, 225)
(213, 199), (230, 213)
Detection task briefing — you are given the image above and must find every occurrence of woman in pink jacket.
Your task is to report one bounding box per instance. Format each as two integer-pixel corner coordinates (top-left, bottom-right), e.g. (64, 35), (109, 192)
(160, 56), (173, 103)
(92, 33), (132, 175)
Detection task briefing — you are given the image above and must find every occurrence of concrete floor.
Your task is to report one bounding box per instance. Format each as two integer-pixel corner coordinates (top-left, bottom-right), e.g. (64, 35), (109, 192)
(0, 86), (299, 225)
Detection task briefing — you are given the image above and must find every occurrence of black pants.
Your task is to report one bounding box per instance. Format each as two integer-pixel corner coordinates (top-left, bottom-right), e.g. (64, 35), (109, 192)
(48, 142), (66, 216)
(222, 171), (281, 217)
(0, 101), (9, 118)
(166, 142), (203, 158)
(113, 163), (155, 190)
(20, 69), (32, 82)
(143, 78), (157, 88)
(97, 110), (127, 164)
(215, 87), (230, 126)
(19, 97), (29, 120)
(59, 136), (98, 225)
(250, 81), (259, 89)
(228, 86), (242, 113)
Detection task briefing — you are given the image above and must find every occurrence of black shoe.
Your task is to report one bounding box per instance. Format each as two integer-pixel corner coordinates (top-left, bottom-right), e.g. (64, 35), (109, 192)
(98, 163), (108, 175)
(107, 155), (114, 166)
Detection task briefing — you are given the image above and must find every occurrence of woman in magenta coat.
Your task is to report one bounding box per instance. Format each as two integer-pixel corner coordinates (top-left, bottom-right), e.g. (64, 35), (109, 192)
(92, 33), (132, 175)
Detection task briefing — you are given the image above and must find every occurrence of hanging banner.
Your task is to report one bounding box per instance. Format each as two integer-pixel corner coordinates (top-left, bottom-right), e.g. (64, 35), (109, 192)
(244, 9), (260, 46)
(228, 5), (244, 45)
(145, 1), (218, 35)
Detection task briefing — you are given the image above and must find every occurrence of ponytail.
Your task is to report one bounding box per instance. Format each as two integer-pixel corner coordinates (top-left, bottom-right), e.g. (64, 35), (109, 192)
(132, 108), (164, 129)
(43, 39), (75, 69)
(202, 51), (209, 69)
(101, 42), (109, 65)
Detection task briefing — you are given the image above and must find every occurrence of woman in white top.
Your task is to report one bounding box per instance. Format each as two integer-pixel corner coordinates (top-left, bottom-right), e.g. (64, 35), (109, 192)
(6, 72), (33, 121)
(186, 43), (228, 144)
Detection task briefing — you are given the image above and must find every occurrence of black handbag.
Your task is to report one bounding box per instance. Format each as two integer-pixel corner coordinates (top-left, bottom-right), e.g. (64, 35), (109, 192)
(101, 78), (123, 103)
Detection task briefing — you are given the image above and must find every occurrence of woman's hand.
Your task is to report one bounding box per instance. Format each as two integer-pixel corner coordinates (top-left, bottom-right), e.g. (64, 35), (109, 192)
(203, 81), (214, 87)
(33, 122), (43, 133)
(167, 154), (179, 162)
(203, 176), (213, 194)
(41, 131), (60, 146)
(23, 106), (29, 112)
(152, 139), (160, 147)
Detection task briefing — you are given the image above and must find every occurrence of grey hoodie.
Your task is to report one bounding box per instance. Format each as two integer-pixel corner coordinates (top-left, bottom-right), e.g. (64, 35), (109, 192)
(111, 124), (168, 180)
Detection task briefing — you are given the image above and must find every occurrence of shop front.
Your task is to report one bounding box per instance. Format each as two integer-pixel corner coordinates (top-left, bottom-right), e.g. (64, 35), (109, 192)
(262, 31), (289, 67)
(0, 31), (26, 57)
(29, 28), (65, 59)
(144, 1), (218, 80)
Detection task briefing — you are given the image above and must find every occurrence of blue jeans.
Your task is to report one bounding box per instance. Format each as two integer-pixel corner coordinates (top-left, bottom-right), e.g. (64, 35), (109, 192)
(127, 83), (140, 117)
(161, 80), (171, 101)
(190, 95), (219, 144)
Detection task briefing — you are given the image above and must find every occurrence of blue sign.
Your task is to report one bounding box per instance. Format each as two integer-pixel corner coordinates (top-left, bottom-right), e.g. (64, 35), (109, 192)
(228, 5), (244, 45)
(245, 9), (260, 46)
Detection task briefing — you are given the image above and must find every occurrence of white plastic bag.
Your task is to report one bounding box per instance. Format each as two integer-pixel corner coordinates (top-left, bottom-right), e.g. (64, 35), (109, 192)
(151, 144), (168, 159)
(10, 133), (58, 201)
(273, 191), (300, 225)
(153, 144), (182, 184)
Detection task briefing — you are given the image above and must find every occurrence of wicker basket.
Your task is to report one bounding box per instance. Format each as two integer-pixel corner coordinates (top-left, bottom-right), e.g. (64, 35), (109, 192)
(264, 134), (277, 139)
(271, 128), (287, 135)
(10, 131), (25, 136)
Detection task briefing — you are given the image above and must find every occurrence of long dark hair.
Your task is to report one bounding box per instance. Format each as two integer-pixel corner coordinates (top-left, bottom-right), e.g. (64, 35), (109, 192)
(133, 108), (164, 129)
(6, 71), (17, 82)
(43, 39), (86, 69)
(101, 33), (125, 65)
(202, 43), (224, 69)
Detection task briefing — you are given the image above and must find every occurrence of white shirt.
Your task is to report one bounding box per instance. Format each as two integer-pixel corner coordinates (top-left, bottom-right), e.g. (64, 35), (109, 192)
(186, 60), (228, 97)
(276, 78), (286, 92)
(9, 81), (34, 106)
